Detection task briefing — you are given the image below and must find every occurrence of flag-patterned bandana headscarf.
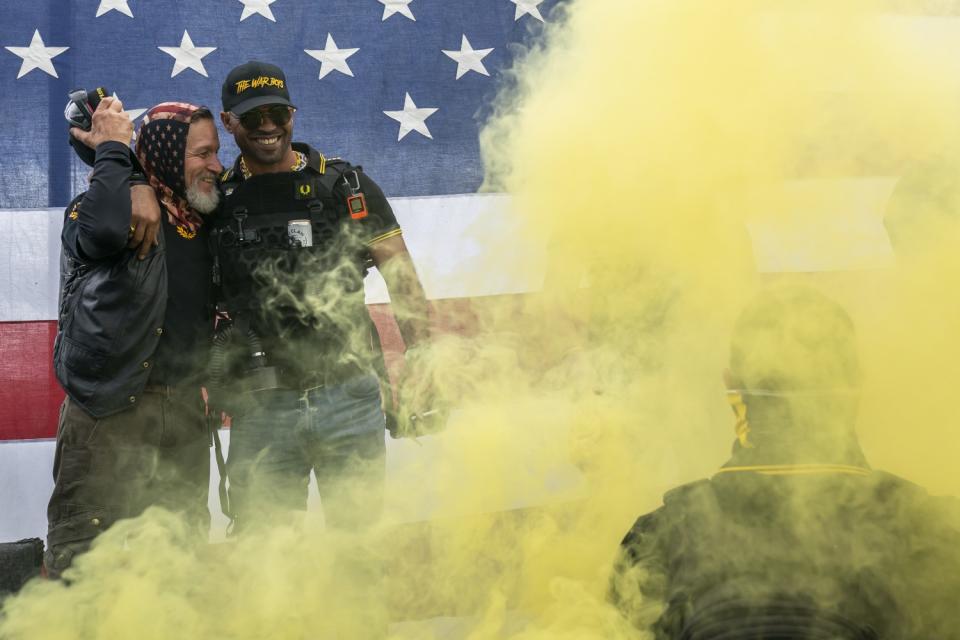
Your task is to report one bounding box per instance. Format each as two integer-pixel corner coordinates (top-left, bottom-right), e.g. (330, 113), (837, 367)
(135, 102), (208, 239)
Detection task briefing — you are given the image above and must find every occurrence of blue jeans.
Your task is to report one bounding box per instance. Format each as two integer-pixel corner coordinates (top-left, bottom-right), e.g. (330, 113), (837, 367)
(226, 373), (386, 532)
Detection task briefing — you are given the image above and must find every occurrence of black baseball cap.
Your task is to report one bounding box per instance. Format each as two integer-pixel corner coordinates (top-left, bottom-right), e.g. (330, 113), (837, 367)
(221, 60), (295, 115)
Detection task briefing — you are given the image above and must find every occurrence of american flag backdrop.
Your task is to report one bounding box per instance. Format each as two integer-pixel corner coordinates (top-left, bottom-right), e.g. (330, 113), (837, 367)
(0, 1), (942, 544)
(0, 0), (559, 540)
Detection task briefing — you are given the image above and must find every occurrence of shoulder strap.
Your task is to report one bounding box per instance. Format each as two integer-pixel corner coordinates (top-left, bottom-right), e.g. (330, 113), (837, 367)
(318, 158), (358, 198)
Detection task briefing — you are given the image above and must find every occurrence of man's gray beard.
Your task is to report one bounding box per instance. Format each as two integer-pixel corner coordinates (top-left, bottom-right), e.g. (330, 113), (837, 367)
(186, 182), (220, 214)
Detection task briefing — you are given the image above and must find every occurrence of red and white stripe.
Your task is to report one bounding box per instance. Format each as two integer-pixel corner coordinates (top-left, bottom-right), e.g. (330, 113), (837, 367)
(0, 193), (550, 540)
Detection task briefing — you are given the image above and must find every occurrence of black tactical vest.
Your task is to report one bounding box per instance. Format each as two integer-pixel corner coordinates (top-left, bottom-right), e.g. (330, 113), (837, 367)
(211, 153), (379, 380)
(54, 196), (168, 417)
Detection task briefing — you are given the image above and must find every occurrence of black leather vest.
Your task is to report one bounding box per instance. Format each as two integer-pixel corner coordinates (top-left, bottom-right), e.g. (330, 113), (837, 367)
(54, 201), (167, 418)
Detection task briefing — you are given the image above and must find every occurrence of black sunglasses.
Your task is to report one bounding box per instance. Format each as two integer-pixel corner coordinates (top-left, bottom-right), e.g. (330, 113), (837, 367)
(233, 105), (294, 130)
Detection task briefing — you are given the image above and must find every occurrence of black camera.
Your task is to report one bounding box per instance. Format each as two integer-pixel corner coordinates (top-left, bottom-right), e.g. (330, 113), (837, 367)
(64, 87), (109, 131)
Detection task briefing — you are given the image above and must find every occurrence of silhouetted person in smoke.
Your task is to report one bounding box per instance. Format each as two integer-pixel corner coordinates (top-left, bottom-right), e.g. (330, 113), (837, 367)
(609, 286), (960, 639)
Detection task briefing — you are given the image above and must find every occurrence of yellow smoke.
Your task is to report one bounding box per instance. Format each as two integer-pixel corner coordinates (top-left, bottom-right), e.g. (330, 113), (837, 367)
(4, 0), (960, 637)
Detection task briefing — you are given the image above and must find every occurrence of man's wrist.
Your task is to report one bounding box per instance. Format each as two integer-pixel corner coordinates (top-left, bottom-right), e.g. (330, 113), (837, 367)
(94, 140), (133, 165)
(96, 140), (130, 152)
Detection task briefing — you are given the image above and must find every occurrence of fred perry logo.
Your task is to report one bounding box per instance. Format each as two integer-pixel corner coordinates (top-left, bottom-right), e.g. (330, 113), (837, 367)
(295, 180), (316, 200)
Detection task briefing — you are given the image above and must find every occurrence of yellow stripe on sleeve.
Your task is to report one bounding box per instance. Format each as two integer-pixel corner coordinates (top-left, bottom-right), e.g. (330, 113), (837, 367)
(714, 463), (871, 477)
(366, 228), (403, 246)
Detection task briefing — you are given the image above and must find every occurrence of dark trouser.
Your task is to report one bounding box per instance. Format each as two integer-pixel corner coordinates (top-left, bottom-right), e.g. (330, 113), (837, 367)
(226, 373), (387, 533)
(45, 388), (210, 577)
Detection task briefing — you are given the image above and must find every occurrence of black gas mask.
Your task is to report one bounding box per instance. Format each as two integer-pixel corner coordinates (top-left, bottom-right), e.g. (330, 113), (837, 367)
(65, 87), (144, 176)
(65, 87), (109, 131)
(65, 87), (109, 166)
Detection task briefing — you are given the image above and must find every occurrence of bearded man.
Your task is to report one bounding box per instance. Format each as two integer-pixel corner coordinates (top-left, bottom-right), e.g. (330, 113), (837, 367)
(45, 99), (223, 577)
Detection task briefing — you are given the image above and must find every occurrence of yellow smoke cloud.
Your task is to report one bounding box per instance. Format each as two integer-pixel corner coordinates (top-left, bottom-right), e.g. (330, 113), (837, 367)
(4, 0), (960, 637)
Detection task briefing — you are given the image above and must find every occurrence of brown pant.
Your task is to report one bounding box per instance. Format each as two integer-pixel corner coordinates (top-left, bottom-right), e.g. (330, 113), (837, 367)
(45, 389), (210, 577)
